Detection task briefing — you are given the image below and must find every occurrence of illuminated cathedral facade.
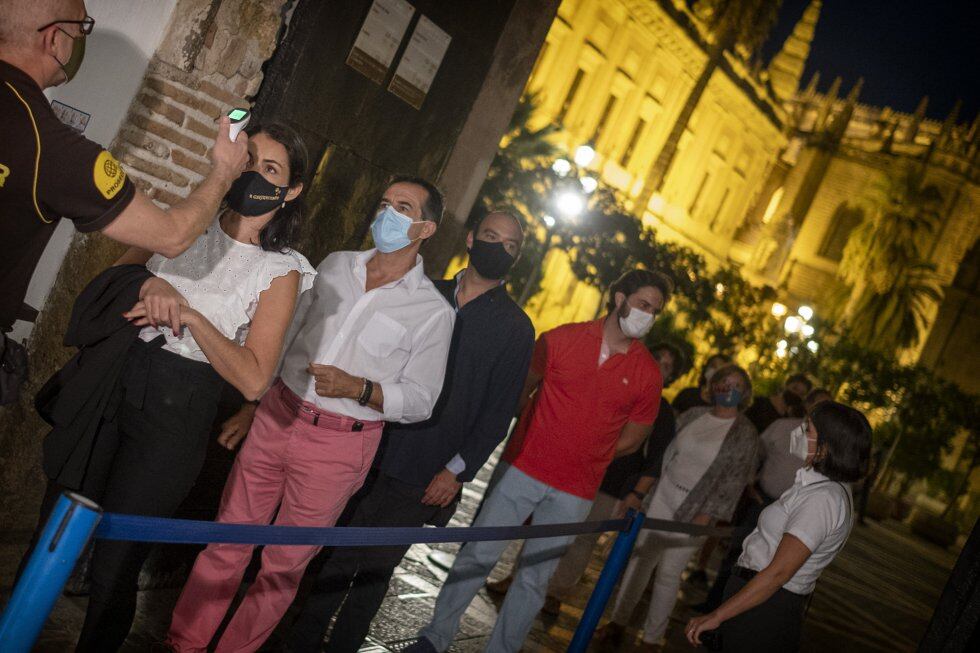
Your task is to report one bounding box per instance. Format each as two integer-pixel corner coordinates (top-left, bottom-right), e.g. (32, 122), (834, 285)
(518, 0), (979, 390)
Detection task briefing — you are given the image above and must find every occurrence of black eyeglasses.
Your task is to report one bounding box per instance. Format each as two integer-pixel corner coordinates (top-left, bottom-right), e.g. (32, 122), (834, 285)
(38, 16), (95, 35)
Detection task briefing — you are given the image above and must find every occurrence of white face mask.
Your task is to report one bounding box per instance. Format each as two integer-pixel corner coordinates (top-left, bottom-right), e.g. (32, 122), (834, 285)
(619, 305), (656, 339)
(789, 423), (809, 460)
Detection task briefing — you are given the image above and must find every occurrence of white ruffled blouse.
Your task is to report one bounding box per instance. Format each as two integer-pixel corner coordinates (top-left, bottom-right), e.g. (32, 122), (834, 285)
(140, 218), (316, 363)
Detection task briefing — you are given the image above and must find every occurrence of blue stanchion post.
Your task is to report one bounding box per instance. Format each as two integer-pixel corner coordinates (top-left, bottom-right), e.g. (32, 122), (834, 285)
(0, 492), (102, 653)
(567, 509), (645, 653)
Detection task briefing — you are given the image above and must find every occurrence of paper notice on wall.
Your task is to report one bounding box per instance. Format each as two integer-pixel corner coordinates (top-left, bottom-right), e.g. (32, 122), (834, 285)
(51, 100), (91, 133)
(388, 15), (451, 110)
(346, 0), (416, 84)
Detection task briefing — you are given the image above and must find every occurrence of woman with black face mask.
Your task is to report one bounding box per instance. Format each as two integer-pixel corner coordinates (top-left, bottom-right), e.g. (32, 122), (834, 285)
(71, 123), (315, 652)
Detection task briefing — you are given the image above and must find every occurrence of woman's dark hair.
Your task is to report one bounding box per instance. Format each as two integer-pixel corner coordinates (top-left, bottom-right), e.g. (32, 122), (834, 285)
(698, 352), (733, 387)
(605, 268), (674, 314)
(245, 122), (309, 253)
(811, 401), (872, 483)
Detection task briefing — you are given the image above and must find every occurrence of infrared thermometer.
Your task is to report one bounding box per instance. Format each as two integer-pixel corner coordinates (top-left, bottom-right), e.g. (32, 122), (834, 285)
(227, 108), (250, 142)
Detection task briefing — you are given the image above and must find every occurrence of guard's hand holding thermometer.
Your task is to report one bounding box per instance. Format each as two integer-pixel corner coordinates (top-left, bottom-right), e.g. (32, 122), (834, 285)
(227, 108), (250, 142)
(210, 112), (249, 181)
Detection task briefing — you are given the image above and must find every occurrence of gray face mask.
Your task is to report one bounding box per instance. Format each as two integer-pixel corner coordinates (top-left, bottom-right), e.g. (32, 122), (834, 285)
(53, 28), (87, 84)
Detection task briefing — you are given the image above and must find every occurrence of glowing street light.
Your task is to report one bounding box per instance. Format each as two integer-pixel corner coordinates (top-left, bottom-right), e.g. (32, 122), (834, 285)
(798, 305), (814, 321)
(580, 176), (598, 194)
(776, 348), (787, 358)
(806, 340), (819, 353)
(777, 339), (788, 351)
(556, 191), (585, 218)
(551, 158), (572, 177)
(784, 315), (802, 334)
(801, 324), (815, 338)
(542, 214), (556, 228)
(574, 143), (596, 167)
(771, 302), (788, 317)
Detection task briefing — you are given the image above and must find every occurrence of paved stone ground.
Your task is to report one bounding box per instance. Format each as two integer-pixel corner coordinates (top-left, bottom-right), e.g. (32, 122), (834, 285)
(0, 447), (959, 652)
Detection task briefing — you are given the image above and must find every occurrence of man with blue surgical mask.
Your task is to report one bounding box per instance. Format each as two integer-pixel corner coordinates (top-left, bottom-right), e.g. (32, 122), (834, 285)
(162, 176), (454, 653)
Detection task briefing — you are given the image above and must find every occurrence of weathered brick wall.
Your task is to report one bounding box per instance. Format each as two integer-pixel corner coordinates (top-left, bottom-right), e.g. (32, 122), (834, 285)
(112, 0), (288, 208)
(0, 0), (289, 530)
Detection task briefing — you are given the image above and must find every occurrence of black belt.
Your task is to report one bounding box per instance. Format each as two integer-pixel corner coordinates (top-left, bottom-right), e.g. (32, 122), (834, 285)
(734, 565), (811, 598)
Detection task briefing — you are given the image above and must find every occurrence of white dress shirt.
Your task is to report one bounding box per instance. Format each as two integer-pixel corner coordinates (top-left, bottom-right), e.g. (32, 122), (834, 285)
(279, 249), (454, 423)
(738, 466), (853, 594)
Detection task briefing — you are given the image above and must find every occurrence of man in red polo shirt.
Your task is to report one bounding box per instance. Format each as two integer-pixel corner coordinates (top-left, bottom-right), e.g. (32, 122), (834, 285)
(409, 269), (669, 653)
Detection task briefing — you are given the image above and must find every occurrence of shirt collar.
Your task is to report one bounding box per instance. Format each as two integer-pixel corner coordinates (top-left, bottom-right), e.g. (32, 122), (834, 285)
(0, 59), (41, 91)
(353, 248), (425, 293)
(796, 466), (830, 487)
(452, 269), (506, 304)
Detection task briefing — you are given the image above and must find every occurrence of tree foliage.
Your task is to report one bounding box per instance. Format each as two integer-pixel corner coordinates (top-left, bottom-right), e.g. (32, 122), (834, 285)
(839, 164), (946, 352)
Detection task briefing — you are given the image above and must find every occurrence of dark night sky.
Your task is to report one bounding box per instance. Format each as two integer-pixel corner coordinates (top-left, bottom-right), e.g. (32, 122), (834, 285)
(760, 0), (980, 122)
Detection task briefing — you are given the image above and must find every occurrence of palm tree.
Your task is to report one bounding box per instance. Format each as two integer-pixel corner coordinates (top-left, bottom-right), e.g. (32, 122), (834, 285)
(635, 0), (782, 209)
(846, 263), (943, 352)
(838, 164), (945, 352)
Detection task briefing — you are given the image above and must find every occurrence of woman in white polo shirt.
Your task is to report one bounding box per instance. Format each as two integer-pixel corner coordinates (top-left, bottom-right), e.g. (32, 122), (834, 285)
(686, 401), (872, 652)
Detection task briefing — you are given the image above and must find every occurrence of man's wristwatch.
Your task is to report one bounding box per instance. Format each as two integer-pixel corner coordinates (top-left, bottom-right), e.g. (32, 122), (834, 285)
(357, 378), (374, 406)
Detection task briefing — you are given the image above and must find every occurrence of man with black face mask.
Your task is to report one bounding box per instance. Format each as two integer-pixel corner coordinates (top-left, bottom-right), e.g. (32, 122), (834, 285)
(286, 211), (535, 653)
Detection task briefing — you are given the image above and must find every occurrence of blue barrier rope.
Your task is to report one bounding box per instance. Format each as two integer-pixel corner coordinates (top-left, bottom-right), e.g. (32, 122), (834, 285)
(95, 512), (730, 546)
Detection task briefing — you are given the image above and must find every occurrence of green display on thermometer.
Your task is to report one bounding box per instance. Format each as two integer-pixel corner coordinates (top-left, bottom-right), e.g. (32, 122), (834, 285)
(227, 108), (251, 142)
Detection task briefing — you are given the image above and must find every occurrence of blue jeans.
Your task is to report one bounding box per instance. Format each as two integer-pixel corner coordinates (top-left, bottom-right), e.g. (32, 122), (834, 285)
(418, 464), (592, 652)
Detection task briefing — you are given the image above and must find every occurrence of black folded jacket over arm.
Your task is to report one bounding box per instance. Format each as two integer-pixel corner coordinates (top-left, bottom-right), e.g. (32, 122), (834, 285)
(36, 264), (153, 489)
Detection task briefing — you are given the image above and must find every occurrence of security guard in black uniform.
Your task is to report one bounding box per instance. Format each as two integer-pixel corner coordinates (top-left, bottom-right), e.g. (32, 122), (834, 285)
(0, 0), (249, 336)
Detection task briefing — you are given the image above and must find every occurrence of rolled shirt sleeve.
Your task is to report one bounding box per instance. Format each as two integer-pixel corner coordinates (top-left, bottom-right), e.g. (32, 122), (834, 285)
(380, 307), (455, 424)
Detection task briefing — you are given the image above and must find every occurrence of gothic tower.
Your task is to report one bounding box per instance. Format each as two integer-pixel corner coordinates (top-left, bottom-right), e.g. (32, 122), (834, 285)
(768, 0), (822, 103)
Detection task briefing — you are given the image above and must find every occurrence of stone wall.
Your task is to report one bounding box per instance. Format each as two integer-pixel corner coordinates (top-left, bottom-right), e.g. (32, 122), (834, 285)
(0, 0), (289, 529)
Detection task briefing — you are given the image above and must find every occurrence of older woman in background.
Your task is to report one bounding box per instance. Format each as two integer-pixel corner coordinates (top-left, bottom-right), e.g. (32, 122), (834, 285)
(597, 364), (759, 651)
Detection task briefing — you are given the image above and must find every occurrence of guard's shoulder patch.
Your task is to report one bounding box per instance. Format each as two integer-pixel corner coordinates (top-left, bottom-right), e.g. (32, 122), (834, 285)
(93, 150), (126, 200)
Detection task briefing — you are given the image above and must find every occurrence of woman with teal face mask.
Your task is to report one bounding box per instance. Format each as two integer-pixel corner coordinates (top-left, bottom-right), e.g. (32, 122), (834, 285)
(598, 364), (760, 651)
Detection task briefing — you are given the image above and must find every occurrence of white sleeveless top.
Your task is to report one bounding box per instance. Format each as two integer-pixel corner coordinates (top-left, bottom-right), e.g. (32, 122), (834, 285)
(140, 218), (316, 363)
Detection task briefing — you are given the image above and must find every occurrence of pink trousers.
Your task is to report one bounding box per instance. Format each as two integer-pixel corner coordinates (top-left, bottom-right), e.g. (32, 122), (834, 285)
(166, 380), (382, 653)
